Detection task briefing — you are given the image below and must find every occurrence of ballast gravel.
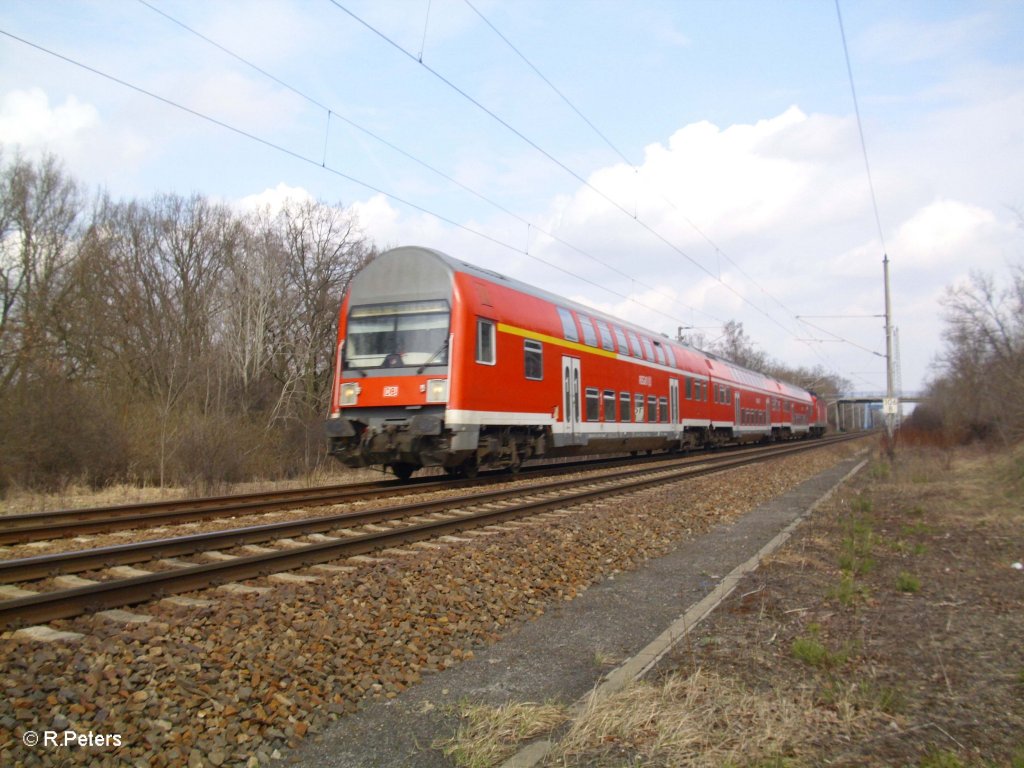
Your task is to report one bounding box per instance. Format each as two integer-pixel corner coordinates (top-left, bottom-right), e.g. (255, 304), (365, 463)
(0, 441), (866, 767)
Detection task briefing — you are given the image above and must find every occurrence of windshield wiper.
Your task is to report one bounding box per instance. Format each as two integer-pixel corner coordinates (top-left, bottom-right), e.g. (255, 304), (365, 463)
(417, 339), (449, 374)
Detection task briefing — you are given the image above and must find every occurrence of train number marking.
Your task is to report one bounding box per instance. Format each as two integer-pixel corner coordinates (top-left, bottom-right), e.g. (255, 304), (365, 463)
(638, 375), (652, 387)
(382, 385), (399, 397)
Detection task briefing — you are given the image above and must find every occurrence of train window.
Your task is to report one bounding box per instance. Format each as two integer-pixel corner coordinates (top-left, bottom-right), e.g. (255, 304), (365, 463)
(658, 397), (668, 423)
(603, 390), (616, 422)
(664, 344), (677, 368)
(578, 314), (598, 347)
(613, 326), (629, 355)
(685, 378), (692, 400)
(585, 387), (600, 421)
(524, 339), (543, 380)
(556, 307), (579, 342)
(653, 343), (666, 366)
(619, 392), (631, 421)
(595, 320), (615, 352)
(634, 393), (645, 422)
(475, 318), (496, 365)
(641, 337), (655, 362)
(627, 331), (643, 358)
(346, 299), (450, 369)
(647, 395), (657, 422)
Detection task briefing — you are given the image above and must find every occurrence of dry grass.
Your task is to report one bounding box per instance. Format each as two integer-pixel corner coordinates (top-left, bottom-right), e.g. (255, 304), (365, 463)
(544, 667), (873, 767)
(438, 700), (570, 768)
(438, 667), (885, 768)
(437, 444), (1024, 768)
(0, 464), (376, 516)
(884, 443), (1023, 529)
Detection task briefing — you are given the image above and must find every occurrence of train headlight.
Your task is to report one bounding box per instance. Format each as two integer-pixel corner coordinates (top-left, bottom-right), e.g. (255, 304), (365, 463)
(340, 382), (360, 405)
(425, 378), (448, 403)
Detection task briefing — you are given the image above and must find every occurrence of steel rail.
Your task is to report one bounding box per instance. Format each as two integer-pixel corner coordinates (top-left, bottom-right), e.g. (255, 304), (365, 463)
(0, 447), (780, 582)
(0, 437), (860, 630)
(0, 452), (683, 545)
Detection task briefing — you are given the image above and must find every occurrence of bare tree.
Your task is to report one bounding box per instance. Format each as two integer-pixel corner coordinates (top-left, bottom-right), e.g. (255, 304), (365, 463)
(0, 151), (84, 390)
(707, 320), (770, 373)
(221, 208), (290, 418)
(278, 199), (374, 418)
(932, 265), (1024, 443)
(0, 148), (382, 488)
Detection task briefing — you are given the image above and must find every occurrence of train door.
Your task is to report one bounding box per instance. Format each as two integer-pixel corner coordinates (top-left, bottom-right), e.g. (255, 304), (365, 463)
(734, 391), (741, 427)
(669, 378), (680, 433)
(561, 355), (582, 442)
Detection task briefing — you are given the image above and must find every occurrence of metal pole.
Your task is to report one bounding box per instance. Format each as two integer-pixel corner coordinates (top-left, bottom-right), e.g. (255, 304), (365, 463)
(883, 254), (896, 453)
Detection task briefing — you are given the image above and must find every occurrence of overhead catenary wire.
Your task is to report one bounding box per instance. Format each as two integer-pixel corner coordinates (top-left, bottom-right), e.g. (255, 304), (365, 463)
(343, 0), (864, 390)
(4, 4), (869, 385)
(835, 0), (887, 254)
(327, 0), (823, 349)
(0, 26), (708, 333)
(456, 3), (861, 383)
(131, 0), (725, 328)
(463, 0), (813, 340)
(145, 0), (849, 380)
(462, 0), (634, 169)
(833, 0), (895, 398)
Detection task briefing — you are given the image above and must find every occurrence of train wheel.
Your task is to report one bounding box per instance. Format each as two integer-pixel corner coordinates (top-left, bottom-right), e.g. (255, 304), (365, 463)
(390, 462), (416, 481)
(461, 458), (479, 479)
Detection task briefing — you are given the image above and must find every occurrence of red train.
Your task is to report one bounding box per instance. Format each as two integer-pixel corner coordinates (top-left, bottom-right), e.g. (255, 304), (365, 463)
(326, 246), (827, 479)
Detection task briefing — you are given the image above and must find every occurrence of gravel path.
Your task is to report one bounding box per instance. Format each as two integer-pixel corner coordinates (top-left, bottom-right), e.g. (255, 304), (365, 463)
(0, 440), (867, 767)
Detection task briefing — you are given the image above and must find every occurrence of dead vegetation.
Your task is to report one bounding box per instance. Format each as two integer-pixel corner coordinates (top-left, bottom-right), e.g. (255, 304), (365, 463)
(440, 443), (1024, 767)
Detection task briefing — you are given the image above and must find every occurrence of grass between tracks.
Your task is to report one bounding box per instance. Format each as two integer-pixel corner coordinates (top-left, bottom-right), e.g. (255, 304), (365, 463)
(440, 443), (1024, 767)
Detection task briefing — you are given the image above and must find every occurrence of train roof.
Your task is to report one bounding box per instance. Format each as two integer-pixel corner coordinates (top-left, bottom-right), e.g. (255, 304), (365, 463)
(356, 246), (813, 403)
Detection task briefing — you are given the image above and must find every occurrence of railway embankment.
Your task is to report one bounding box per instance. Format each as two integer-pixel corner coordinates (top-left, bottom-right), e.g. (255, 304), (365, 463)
(0, 437), (900, 767)
(424, 442), (1024, 768)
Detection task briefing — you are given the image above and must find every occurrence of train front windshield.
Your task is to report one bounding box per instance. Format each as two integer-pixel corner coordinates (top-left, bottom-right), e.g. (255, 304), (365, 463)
(345, 300), (450, 369)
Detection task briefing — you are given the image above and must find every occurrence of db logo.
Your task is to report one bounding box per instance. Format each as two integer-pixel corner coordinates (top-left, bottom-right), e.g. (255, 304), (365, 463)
(382, 385), (399, 398)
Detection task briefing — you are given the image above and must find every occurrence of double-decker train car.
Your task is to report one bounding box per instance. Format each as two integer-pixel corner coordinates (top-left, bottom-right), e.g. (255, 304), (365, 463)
(325, 246), (827, 479)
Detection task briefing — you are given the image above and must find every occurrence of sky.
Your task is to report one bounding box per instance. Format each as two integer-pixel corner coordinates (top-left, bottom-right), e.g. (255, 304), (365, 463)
(1, 0), (1022, 398)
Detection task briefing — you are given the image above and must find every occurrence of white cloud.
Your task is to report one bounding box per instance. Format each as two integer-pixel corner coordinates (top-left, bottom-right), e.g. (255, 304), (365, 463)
(0, 88), (99, 149)
(350, 193), (400, 237)
(236, 182), (313, 214)
(893, 199), (1000, 270)
(522, 99), (1024, 394)
(349, 193), (457, 251)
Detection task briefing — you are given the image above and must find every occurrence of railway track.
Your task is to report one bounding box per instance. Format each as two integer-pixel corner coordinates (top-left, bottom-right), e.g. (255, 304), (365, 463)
(0, 436), (857, 631)
(0, 452), (686, 546)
